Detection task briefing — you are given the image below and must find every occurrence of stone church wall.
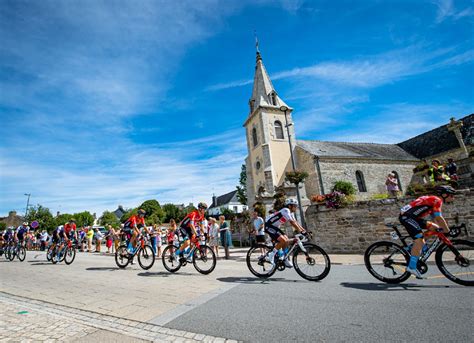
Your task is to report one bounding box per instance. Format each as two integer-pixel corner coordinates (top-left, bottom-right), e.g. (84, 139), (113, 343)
(305, 189), (474, 253)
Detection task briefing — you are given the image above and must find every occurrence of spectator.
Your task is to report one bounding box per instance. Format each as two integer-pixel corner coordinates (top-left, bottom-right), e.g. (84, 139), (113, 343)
(219, 215), (230, 259)
(105, 225), (115, 254)
(78, 228), (86, 252)
(114, 226), (122, 252)
(208, 217), (219, 257)
(252, 211), (266, 254)
(446, 158), (458, 180)
(428, 159), (450, 182)
(40, 230), (49, 251)
(95, 228), (104, 253)
(167, 219), (177, 247)
(156, 226), (163, 257)
(385, 173), (400, 198)
(86, 227), (94, 252)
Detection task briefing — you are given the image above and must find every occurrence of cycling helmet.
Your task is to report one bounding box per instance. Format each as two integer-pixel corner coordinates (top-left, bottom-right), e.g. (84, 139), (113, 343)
(435, 185), (456, 196)
(198, 202), (208, 210)
(22, 222), (29, 226)
(284, 198), (298, 206)
(138, 209), (146, 216)
(69, 218), (76, 223)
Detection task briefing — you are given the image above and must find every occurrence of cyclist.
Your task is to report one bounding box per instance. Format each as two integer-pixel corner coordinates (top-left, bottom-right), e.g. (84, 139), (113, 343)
(51, 225), (68, 258)
(123, 209), (146, 253)
(64, 219), (77, 242)
(176, 202), (207, 261)
(399, 185), (455, 279)
(265, 198), (306, 268)
(14, 222), (30, 247)
(1, 228), (14, 251)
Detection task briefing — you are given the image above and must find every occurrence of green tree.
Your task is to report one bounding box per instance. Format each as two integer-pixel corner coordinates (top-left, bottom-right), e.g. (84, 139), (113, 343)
(73, 211), (95, 227)
(25, 205), (55, 232)
(162, 203), (187, 222)
(236, 164), (247, 205)
(332, 181), (356, 196)
(139, 199), (165, 224)
(0, 222), (6, 231)
(54, 213), (74, 228)
(99, 211), (120, 227)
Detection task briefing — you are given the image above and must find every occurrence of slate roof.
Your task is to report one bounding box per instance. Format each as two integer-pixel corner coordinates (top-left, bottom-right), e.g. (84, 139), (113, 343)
(209, 190), (239, 209)
(297, 140), (419, 161)
(397, 114), (473, 159)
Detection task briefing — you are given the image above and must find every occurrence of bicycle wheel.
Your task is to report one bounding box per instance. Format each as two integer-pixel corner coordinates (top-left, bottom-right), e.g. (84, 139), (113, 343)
(364, 241), (410, 284)
(138, 245), (155, 270)
(7, 247), (15, 261)
(193, 245), (216, 275)
(59, 247), (67, 262)
(161, 245), (181, 273)
(46, 245), (53, 261)
(246, 244), (277, 278)
(17, 246), (26, 262)
(64, 247), (76, 265)
(436, 239), (474, 286)
(115, 245), (130, 268)
(292, 243), (331, 281)
(5, 246), (11, 261)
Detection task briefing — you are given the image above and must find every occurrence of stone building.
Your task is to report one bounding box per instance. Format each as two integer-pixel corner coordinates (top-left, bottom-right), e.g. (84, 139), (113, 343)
(243, 51), (419, 209)
(0, 211), (23, 228)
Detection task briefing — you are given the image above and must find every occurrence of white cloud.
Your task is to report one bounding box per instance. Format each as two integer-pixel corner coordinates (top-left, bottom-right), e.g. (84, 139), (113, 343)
(434, 0), (474, 23)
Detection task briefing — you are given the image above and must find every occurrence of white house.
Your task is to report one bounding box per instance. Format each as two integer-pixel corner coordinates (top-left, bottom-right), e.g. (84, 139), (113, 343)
(208, 190), (247, 216)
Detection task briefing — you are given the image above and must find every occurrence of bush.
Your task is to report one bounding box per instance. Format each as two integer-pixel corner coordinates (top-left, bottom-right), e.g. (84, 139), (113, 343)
(332, 181), (356, 196)
(370, 193), (389, 200)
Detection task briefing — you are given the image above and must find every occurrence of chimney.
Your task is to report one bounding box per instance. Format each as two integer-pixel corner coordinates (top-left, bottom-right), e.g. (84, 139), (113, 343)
(212, 194), (217, 207)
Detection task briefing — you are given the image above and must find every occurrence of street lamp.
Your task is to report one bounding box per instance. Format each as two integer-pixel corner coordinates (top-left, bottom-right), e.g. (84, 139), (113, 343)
(24, 193), (31, 218)
(280, 105), (306, 228)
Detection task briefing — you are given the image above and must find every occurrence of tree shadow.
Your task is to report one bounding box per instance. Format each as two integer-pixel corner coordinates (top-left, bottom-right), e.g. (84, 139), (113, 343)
(340, 282), (459, 291)
(216, 276), (305, 284)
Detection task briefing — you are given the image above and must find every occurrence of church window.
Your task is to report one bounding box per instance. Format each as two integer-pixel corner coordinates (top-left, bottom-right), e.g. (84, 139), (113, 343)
(252, 127), (258, 147)
(274, 121), (284, 139)
(249, 99), (255, 113)
(356, 170), (367, 192)
(270, 92), (277, 106)
(392, 170), (402, 192)
(256, 161), (261, 170)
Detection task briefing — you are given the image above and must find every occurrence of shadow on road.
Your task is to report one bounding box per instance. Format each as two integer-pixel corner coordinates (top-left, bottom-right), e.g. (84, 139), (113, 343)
(137, 271), (171, 277)
(217, 276), (305, 284)
(29, 262), (54, 266)
(85, 267), (120, 271)
(340, 282), (457, 291)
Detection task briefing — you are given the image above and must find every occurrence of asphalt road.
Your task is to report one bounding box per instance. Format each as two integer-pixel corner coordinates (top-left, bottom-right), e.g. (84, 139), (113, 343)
(167, 265), (474, 342)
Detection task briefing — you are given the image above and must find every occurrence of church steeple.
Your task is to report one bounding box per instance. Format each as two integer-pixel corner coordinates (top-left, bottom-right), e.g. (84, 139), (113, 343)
(248, 51), (290, 115)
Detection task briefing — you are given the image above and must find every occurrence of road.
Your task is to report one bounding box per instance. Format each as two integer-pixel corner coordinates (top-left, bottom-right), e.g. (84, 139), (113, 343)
(0, 250), (472, 342)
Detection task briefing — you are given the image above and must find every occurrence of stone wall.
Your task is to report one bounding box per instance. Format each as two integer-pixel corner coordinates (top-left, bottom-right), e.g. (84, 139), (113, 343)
(305, 189), (474, 253)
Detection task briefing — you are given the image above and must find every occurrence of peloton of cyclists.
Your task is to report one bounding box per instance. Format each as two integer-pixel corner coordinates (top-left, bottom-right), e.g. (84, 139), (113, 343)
(399, 185), (456, 279)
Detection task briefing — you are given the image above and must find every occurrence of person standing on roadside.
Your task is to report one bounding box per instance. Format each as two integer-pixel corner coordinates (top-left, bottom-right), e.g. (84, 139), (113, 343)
(219, 215), (230, 259)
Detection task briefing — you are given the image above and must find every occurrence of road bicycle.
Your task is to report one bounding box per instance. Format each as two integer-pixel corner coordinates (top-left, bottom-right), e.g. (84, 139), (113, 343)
(162, 235), (216, 274)
(51, 239), (76, 265)
(4, 240), (26, 262)
(246, 231), (331, 281)
(115, 233), (155, 270)
(364, 224), (473, 286)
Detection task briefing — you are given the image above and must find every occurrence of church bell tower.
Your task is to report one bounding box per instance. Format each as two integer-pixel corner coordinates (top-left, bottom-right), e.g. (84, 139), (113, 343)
(243, 50), (297, 208)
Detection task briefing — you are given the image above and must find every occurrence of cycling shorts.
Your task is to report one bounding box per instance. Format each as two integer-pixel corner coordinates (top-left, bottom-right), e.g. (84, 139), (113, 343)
(52, 233), (61, 244)
(264, 224), (284, 241)
(399, 214), (427, 239)
(178, 226), (194, 240)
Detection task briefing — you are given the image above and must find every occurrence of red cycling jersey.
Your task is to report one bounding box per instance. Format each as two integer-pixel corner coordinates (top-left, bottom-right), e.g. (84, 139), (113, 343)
(64, 223), (76, 235)
(125, 215), (145, 228)
(180, 210), (204, 229)
(401, 195), (443, 218)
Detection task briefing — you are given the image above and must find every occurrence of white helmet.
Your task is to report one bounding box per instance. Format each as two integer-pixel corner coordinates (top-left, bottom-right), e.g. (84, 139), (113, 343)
(284, 198), (298, 206)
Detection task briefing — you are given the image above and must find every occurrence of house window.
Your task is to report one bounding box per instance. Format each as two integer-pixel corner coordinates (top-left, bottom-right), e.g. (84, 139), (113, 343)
(252, 127), (258, 147)
(356, 170), (367, 192)
(233, 206), (238, 212)
(274, 121), (284, 139)
(392, 170), (402, 192)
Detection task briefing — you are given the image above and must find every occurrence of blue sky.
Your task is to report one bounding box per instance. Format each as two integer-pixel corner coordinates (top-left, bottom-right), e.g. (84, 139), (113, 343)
(1, 0), (473, 217)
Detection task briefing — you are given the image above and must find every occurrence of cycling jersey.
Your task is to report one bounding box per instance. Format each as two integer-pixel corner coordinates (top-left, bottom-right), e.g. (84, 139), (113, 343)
(64, 223), (76, 236)
(53, 227), (65, 243)
(265, 208), (295, 241)
(180, 210), (204, 229)
(16, 225), (29, 239)
(400, 195), (443, 218)
(124, 215), (145, 229)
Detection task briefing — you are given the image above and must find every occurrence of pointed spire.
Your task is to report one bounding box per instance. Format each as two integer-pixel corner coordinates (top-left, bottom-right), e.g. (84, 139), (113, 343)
(255, 30), (262, 62)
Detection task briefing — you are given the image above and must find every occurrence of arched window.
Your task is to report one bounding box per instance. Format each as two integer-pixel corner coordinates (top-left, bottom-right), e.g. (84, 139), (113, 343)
(270, 92), (277, 106)
(274, 121), (284, 139)
(252, 127), (258, 147)
(356, 170), (367, 192)
(392, 170), (402, 192)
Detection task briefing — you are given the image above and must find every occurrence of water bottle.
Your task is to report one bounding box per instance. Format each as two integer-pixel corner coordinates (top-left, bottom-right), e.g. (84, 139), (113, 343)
(421, 244), (429, 254)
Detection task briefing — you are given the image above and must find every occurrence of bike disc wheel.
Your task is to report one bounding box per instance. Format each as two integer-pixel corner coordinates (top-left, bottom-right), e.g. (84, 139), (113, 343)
(364, 241), (410, 284)
(293, 243), (331, 281)
(436, 239), (474, 286)
(161, 245), (181, 273)
(138, 245), (155, 270)
(115, 245), (130, 269)
(64, 247), (76, 265)
(193, 245), (216, 275)
(246, 244), (276, 278)
(17, 246), (26, 262)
